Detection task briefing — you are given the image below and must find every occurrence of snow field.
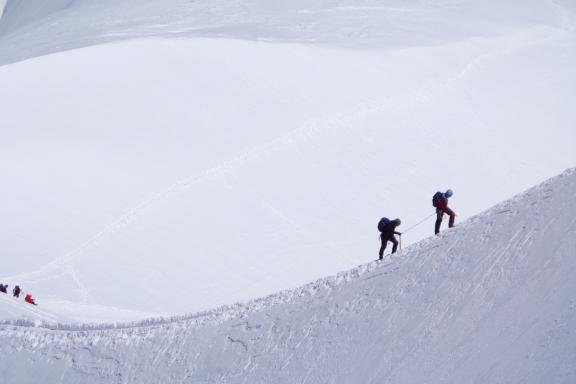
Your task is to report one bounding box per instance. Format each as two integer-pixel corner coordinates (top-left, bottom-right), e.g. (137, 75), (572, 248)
(0, 168), (575, 383)
(0, 0), (575, 323)
(1, 30), (574, 321)
(0, 1), (574, 380)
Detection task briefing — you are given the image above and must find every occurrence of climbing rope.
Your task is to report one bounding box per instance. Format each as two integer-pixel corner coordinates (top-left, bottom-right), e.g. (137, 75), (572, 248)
(402, 212), (436, 234)
(378, 212), (436, 253)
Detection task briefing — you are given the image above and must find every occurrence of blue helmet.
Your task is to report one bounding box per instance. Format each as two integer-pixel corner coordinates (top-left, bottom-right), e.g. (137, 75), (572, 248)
(445, 189), (453, 198)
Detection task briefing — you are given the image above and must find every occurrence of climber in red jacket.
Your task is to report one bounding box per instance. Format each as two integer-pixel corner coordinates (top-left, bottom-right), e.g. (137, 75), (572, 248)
(433, 189), (456, 235)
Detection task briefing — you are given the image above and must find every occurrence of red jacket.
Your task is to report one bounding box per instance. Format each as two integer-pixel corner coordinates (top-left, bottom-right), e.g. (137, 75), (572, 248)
(437, 195), (455, 216)
(25, 294), (36, 305)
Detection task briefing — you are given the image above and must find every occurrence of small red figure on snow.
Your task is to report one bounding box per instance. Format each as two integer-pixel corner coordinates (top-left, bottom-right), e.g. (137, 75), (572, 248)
(25, 294), (37, 306)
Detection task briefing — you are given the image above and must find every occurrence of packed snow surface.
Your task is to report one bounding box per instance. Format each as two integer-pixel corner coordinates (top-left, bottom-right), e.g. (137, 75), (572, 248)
(0, 0), (575, 322)
(1, 168), (575, 383)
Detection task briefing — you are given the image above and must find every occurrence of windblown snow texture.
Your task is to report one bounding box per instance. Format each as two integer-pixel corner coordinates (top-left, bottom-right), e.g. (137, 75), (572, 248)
(0, 0), (73, 36)
(0, 169), (575, 383)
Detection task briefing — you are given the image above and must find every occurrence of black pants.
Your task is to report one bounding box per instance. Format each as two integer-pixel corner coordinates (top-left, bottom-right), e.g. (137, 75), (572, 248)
(379, 234), (398, 259)
(435, 209), (455, 234)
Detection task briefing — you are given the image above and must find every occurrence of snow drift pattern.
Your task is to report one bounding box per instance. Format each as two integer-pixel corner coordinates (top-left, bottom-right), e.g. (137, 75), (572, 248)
(0, 168), (574, 383)
(0, 0), (73, 36)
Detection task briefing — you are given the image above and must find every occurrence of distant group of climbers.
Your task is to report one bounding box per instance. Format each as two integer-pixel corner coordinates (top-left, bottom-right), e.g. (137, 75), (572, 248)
(378, 189), (457, 260)
(0, 190), (457, 304)
(0, 283), (38, 305)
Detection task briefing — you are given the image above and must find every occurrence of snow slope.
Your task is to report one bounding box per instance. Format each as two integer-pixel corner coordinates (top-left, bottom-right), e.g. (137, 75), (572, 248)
(1, 0), (575, 322)
(1, 168), (575, 384)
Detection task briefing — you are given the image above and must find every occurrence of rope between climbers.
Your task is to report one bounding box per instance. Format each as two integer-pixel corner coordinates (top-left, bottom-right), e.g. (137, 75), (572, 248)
(402, 213), (436, 234)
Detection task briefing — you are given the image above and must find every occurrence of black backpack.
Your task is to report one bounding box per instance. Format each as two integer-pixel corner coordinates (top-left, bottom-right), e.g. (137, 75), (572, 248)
(432, 191), (443, 207)
(378, 217), (390, 232)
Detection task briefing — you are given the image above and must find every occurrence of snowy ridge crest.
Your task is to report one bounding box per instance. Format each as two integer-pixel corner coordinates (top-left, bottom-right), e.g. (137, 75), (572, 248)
(0, 168), (575, 383)
(1, 167), (574, 333)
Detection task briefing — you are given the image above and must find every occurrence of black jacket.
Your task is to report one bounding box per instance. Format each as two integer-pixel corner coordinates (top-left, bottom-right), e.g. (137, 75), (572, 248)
(380, 221), (401, 240)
